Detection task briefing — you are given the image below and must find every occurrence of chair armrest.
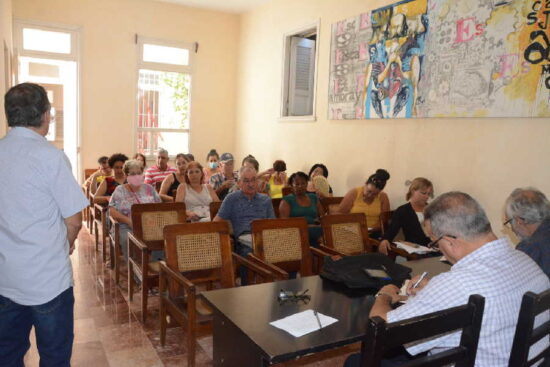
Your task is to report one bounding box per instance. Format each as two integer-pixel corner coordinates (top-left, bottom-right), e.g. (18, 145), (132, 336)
(232, 253), (276, 282)
(127, 232), (148, 252)
(94, 203), (108, 212)
(159, 261), (196, 292)
(109, 214), (121, 226)
(246, 254), (289, 280)
(316, 245), (346, 257)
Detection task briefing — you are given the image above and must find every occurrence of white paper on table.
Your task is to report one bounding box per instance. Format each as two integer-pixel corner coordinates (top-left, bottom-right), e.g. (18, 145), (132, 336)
(399, 279), (410, 296)
(269, 310), (338, 337)
(393, 241), (433, 254)
(440, 256), (447, 262)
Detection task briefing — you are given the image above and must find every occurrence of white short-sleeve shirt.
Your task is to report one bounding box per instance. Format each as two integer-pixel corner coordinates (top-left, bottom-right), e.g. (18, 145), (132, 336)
(0, 127), (88, 305)
(387, 238), (550, 366)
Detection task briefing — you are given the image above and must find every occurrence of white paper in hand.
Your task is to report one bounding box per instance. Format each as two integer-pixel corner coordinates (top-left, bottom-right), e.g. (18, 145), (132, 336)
(269, 309), (338, 337)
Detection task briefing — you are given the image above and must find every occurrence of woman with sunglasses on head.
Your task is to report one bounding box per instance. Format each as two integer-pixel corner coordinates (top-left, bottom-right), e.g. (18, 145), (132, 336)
(338, 169), (390, 239)
(378, 178), (434, 254)
(175, 161), (219, 222)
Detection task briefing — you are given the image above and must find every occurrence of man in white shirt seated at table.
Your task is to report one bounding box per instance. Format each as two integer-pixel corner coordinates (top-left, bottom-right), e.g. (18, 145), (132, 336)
(345, 191), (550, 367)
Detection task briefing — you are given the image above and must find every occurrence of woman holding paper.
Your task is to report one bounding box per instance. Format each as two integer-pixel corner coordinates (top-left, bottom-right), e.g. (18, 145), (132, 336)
(378, 177), (433, 255)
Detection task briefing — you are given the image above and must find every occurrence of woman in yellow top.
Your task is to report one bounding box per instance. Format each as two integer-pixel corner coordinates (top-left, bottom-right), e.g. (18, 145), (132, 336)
(267, 159), (288, 198)
(338, 169), (391, 238)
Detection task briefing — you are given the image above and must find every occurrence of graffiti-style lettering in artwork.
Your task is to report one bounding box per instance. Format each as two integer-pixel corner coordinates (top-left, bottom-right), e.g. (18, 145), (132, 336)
(328, 0), (550, 119)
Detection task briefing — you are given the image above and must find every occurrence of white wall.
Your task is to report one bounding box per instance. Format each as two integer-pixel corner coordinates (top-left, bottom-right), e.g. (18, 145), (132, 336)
(235, 0), (550, 238)
(0, 0), (13, 137)
(13, 0), (240, 171)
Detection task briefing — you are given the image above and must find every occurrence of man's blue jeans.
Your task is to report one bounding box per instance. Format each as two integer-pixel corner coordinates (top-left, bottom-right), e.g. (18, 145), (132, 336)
(0, 287), (74, 367)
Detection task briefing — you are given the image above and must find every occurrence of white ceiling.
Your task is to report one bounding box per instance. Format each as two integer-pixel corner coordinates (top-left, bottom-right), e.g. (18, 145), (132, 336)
(153, 0), (271, 13)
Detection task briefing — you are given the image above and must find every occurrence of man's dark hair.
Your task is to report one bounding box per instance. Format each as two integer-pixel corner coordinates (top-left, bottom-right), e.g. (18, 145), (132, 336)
(108, 153), (129, 168)
(5, 83), (51, 128)
(98, 156), (109, 164)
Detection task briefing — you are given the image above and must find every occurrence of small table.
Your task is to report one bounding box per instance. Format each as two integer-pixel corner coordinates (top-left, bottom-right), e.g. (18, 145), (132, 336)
(202, 276), (374, 366)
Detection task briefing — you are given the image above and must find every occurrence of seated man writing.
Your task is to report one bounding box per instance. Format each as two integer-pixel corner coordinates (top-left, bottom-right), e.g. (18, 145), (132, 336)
(345, 191), (549, 366)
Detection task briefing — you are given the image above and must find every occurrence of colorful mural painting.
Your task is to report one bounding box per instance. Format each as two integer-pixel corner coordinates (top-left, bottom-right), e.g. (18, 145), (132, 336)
(328, 0), (550, 119)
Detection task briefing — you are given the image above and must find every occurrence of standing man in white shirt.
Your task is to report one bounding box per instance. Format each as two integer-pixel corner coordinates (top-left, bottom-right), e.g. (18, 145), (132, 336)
(0, 83), (88, 366)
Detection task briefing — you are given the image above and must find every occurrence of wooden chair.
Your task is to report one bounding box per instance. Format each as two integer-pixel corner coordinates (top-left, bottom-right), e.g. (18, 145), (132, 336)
(320, 196), (344, 215)
(91, 196), (109, 263)
(82, 168), (96, 226)
(282, 187), (292, 197)
(108, 213), (121, 274)
(247, 217), (329, 279)
(272, 198), (282, 218)
(127, 202), (186, 323)
(159, 221), (275, 367)
(509, 289), (550, 366)
(209, 201), (222, 221)
(320, 213), (373, 256)
(360, 294), (485, 367)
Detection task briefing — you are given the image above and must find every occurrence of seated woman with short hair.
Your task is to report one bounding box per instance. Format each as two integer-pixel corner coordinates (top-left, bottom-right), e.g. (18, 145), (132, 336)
(378, 178), (433, 254)
(109, 159), (162, 261)
(175, 161), (219, 222)
(338, 169), (391, 239)
(279, 171), (324, 246)
(159, 153), (189, 202)
(93, 153), (128, 204)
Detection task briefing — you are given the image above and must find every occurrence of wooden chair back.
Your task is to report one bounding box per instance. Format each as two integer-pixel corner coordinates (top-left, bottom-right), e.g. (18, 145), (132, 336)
(209, 201), (222, 220)
(509, 289), (550, 366)
(127, 202), (187, 322)
(320, 196), (344, 215)
(282, 187), (293, 197)
(321, 213), (372, 255)
(251, 217), (313, 276)
(163, 221), (235, 289)
(131, 202), (187, 247)
(272, 198), (282, 218)
(361, 295), (485, 367)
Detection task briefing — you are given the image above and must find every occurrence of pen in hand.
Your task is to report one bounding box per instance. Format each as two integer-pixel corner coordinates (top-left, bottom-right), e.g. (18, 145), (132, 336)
(314, 310), (323, 330)
(412, 271), (428, 289)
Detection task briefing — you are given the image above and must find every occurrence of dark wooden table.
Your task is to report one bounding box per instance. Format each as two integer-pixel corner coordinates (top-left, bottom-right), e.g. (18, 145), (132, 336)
(402, 255), (451, 277)
(202, 275), (374, 366)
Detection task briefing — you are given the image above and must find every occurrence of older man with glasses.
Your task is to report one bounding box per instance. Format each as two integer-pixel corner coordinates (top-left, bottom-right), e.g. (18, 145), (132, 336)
(504, 187), (550, 279)
(345, 191), (549, 367)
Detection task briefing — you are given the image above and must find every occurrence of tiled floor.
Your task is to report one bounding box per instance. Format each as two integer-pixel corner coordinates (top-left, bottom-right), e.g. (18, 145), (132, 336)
(23, 226), (358, 366)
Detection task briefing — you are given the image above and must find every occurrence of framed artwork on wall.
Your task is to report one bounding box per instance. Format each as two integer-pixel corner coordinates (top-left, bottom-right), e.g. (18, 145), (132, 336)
(328, 0), (550, 119)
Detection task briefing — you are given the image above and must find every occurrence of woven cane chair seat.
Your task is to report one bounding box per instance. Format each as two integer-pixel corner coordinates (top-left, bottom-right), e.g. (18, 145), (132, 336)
(175, 232), (222, 272)
(261, 227), (302, 263)
(331, 222), (364, 255)
(142, 211), (179, 241)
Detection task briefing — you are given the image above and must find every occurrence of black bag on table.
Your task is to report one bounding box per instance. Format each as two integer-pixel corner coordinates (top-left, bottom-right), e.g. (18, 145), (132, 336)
(320, 253), (411, 290)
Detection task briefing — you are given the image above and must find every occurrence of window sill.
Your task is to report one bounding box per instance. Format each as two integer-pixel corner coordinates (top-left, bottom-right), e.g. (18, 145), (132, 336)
(278, 115), (317, 123)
